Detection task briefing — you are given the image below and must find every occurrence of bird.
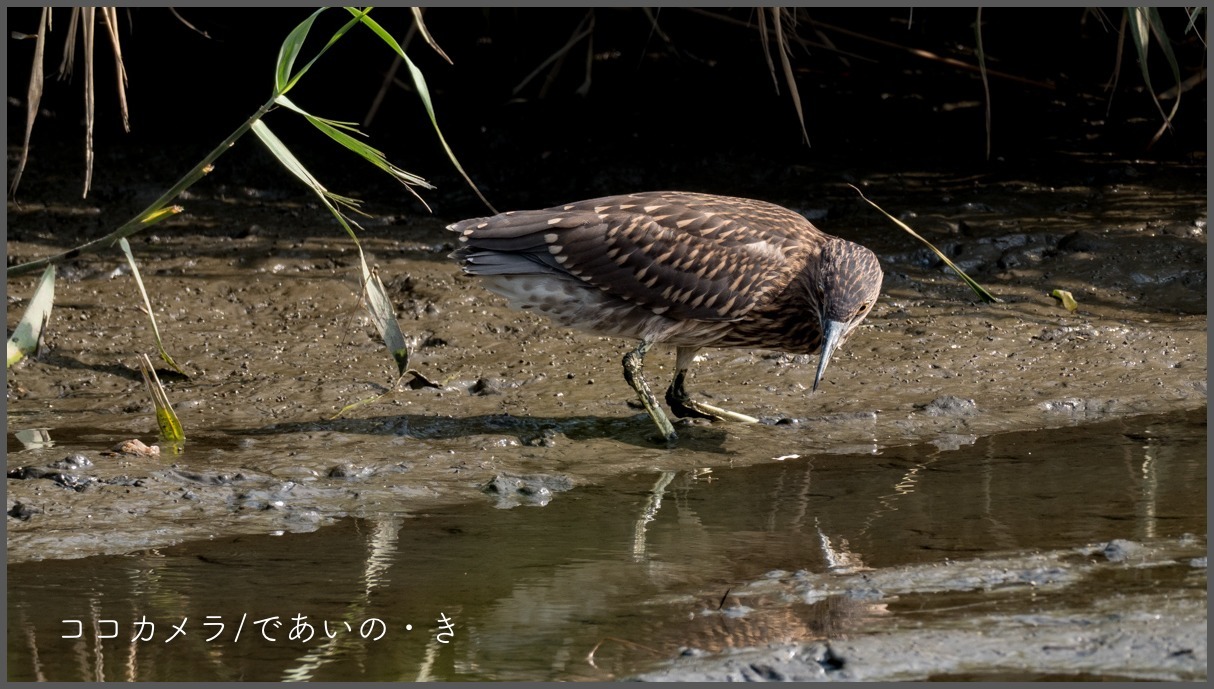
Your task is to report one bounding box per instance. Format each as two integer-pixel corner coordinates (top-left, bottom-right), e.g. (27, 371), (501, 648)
(447, 191), (883, 445)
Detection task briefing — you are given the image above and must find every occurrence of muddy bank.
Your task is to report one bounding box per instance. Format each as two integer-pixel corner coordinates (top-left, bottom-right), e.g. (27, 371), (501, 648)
(5, 158), (1209, 564)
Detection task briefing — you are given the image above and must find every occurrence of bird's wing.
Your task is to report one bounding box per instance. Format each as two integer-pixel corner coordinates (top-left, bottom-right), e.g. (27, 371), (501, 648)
(599, 191), (827, 246)
(450, 192), (820, 321)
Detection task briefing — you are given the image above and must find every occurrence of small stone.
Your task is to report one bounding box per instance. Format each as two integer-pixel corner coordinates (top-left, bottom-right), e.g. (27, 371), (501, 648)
(916, 396), (978, 416)
(328, 463), (373, 479)
(469, 378), (500, 396)
(8, 502), (42, 521)
(482, 472), (573, 508)
(1101, 538), (1144, 562)
(108, 439), (160, 457)
(52, 453), (93, 470)
(1058, 230), (1107, 253)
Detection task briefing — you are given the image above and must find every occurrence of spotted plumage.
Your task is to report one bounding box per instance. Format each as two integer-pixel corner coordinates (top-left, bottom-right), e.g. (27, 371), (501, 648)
(448, 191), (883, 444)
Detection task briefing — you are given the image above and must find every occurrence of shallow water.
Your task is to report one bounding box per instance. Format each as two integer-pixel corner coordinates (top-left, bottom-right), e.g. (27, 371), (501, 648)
(7, 408), (1205, 681)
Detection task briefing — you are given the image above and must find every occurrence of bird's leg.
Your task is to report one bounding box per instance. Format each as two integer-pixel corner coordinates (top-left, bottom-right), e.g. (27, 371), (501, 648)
(622, 340), (678, 445)
(665, 346), (760, 424)
(664, 347), (715, 420)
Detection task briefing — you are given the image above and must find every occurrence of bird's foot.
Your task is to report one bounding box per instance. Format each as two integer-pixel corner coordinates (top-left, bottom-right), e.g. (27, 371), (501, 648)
(668, 394), (760, 425)
(665, 389), (717, 420)
(665, 368), (760, 424)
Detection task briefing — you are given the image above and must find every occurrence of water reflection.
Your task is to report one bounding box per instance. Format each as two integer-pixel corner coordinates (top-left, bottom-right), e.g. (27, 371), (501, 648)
(7, 409), (1205, 681)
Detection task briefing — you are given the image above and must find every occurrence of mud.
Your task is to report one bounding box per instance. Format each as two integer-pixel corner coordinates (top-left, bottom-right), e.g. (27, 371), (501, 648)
(7, 156), (1206, 564)
(4, 152), (1208, 679)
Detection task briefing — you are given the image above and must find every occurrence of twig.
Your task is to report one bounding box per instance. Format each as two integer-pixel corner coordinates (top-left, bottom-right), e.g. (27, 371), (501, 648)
(363, 21), (417, 128)
(798, 9), (851, 67)
(813, 18), (1058, 91)
(514, 10), (595, 96)
(576, 25), (594, 96)
(687, 7), (875, 64)
(975, 7), (991, 159)
(640, 6), (673, 45)
(1157, 68), (1206, 99)
(168, 8), (212, 39)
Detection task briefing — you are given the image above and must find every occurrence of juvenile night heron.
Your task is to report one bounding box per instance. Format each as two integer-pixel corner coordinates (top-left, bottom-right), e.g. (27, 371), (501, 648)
(448, 191), (883, 444)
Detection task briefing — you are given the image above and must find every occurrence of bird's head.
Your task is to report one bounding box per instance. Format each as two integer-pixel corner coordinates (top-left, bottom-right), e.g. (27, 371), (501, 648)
(810, 238), (883, 391)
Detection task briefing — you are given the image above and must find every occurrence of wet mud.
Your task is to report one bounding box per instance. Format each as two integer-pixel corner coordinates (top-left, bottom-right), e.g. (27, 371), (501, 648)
(5, 409), (1205, 681)
(7, 159), (1206, 562)
(5, 154), (1208, 680)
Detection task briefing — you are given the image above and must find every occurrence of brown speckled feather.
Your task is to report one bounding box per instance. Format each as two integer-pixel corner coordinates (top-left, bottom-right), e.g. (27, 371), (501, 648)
(451, 191), (832, 322)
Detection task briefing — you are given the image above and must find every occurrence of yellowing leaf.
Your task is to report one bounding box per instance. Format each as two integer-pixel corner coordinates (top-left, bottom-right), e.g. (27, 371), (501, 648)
(1051, 289), (1079, 313)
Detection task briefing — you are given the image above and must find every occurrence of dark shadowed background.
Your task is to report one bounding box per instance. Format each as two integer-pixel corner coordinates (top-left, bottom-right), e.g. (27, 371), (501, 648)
(6, 7), (1207, 219)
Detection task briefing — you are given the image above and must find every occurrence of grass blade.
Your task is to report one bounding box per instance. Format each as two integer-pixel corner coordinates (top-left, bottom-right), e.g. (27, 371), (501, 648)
(274, 95), (434, 207)
(849, 184), (1001, 303)
(251, 120), (365, 216)
(1184, 7), (1205, 38)
(7, 265), (56, 367)
(757, 7), (781, 92)
(1145, 8), (1184, 131)
(9, 8), (49, 198)
(82, 6), (95, 197)
(331, 266), (444, 419)
(1105, 11), (1128, 117)
(100, 7), (130, 133)
(350, 9), (498, 213)
(772, 8), (810, 146)
(277, 8), (370, 96)
(119, 237), (187, 375)
(275, 8), (326, 93)
(252, 119), (416, 380)
(364, 265), (410, 377)
(138, 353), (185, 442)
(1128, 7), (1183, 147)
(410, 7), (452, 64)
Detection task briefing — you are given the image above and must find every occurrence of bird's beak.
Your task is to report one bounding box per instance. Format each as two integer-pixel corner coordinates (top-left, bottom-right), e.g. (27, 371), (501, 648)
(813, 319), (847, 392)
